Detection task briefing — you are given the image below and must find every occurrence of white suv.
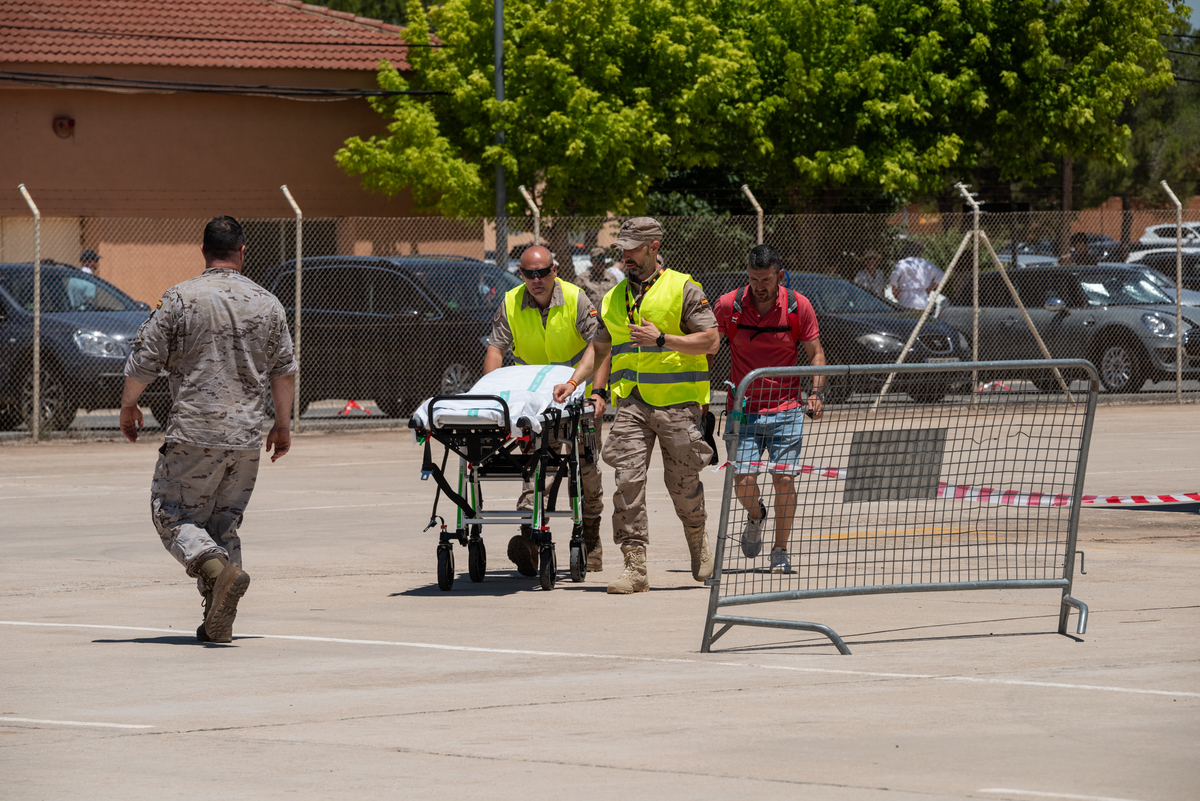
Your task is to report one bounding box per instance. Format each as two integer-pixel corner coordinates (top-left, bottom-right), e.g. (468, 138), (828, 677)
(1138, 222), (1200, 247)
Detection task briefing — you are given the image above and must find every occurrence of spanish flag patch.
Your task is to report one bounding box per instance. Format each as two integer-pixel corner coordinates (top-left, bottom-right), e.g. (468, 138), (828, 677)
(699, 297), (709, 306)
(156, 300), (162, 309)
(588, 308), (598, 317)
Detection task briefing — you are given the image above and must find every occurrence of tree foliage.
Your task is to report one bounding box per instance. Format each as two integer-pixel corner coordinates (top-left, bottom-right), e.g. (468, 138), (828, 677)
(336, 0), (1186, 216)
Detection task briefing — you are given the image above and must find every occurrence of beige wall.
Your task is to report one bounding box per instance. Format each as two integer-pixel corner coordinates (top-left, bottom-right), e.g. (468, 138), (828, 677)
(0, 63), (418, 218)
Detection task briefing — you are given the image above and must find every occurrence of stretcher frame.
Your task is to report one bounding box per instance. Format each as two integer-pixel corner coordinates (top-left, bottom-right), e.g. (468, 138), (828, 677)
(409, 394), (599, 591)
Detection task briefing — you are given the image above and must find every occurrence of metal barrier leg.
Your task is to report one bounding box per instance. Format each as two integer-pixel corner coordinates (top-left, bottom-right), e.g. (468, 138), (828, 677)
(709, 615), (852, 655)
(1059, 594), (1089, 636)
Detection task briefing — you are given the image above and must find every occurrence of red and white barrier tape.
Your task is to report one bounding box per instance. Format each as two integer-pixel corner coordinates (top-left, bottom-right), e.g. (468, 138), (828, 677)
(713, 462), (1198, 507)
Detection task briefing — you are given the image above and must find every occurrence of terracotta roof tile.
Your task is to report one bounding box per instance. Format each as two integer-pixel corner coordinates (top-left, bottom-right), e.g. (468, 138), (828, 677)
(0, 0), (409, 70)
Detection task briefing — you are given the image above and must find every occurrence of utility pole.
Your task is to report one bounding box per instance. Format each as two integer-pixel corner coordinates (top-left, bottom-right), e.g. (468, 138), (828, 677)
(494, 0), (507, 269)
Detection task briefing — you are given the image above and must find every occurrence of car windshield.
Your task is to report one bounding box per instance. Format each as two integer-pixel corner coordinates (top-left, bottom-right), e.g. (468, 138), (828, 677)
(0, 267), (143, 313)
(412, 263), (521, 311)
(1077, 271), (1173, 306)
(787, 274), (896, 314)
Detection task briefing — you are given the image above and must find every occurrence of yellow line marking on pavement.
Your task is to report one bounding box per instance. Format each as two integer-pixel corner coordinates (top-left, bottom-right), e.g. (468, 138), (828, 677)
(4, 620), (1198, 699)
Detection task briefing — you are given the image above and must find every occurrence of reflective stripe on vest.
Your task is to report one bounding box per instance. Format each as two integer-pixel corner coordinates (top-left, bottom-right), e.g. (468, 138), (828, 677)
(505, 279), (589, 367)
(600, 270), (711, 407)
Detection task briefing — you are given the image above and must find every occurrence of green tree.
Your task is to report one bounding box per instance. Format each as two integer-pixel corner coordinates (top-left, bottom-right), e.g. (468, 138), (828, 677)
(337, 0), (1185, 222)
(337, 0), (764, 220)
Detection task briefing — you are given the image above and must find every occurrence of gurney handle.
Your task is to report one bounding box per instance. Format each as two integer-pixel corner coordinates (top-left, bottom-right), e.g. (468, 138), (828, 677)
(423, 394), (513, 433)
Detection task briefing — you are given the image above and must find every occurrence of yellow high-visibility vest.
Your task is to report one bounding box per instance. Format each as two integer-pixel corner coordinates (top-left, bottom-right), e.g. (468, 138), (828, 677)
(600, 269), (710, 406)
(504, 278), (589, 367)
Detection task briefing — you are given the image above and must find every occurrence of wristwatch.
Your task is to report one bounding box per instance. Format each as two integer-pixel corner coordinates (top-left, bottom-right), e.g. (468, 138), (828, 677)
(655, 332), (666, 348)
(592, 387), (609, 402)
(810, 391), (825, 400)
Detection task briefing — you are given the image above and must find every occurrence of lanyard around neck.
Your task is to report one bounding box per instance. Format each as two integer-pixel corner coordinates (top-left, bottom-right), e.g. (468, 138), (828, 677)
(625, 268), (665, 324)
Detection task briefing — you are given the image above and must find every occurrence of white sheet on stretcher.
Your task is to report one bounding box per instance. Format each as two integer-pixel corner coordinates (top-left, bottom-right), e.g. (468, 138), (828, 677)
(411, 364), (585, 437)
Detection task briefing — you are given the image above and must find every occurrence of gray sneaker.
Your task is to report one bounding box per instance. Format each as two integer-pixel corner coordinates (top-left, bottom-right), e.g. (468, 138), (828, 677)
(741, 500), (768, 558)
(770, 546), (792, 574)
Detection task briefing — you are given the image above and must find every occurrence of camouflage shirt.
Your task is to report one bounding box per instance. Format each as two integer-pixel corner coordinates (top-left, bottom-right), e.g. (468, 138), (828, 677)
(125, 267), (299, 449)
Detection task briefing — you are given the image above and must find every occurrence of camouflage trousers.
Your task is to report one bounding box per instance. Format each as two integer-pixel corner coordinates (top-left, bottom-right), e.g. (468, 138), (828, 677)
(602, 396), (712, 547)
(150, 442), (260, 588)
(518, 427), (604, 520)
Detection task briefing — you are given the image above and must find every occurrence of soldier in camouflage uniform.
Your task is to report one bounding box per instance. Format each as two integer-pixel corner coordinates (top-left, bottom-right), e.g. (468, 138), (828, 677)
(120, 216), (298, 644)
(554, 218), (718, 594)
(571, 246), (621, 311)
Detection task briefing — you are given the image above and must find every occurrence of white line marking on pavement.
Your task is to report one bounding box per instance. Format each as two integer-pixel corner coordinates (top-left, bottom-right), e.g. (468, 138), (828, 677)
(979, 789), (1142, 801)
(0, 716), (154, 729)
(4, 621), (1198, 699)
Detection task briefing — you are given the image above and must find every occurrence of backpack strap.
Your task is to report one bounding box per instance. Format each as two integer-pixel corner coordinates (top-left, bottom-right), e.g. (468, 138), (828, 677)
(731, 285), (803, 342)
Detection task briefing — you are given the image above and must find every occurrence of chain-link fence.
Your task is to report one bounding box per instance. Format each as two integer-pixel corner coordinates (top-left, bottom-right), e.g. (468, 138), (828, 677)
(1, 202), (1198, 439)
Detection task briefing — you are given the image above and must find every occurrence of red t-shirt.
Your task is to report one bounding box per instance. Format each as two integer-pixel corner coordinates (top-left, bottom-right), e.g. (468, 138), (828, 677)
(715, 285), (819, 414)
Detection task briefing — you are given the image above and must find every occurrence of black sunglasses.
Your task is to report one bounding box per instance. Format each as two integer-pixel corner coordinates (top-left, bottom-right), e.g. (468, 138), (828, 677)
(520, 266), (554, 280)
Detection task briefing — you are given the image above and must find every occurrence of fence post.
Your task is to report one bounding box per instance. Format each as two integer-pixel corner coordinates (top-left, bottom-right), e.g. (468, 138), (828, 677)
(281, 185), (303, 432)
(18, 184), (40, 443)
(1160, 180), (1183, 404)
(741, 185), (763, 245)
(518, 185), (539, 246)
(956, 183), (981, 394)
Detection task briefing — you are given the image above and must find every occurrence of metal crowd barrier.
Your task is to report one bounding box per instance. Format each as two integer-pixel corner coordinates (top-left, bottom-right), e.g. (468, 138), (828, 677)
(701, 359), (1097, 654)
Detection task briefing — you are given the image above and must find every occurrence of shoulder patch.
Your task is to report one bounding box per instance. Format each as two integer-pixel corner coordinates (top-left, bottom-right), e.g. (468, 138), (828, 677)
(588, 308), (598, 317)
(156, 300), (162, 309)
(699, 297), (709, 306)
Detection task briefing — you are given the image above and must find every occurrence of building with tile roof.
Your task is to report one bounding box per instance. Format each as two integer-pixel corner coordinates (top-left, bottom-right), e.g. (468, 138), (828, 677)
(1, 0), (420, 219)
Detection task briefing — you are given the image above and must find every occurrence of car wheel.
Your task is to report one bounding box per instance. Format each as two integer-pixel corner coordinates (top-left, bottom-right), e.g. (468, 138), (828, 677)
(440, 362), (476, 396)
(1096, 336), (1148, 393)
(20, 365), (77, 432)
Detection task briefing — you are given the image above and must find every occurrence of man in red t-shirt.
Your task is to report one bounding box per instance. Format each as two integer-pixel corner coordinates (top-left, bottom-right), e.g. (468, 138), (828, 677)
(715, 244), (826, 574)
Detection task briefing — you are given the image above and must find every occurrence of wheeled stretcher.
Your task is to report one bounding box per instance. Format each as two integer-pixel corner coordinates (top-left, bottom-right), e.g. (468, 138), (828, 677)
(408, 365), (598, 591)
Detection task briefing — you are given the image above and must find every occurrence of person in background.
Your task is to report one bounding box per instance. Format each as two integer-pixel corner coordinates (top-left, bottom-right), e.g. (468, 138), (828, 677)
(573, 246), (621, 312)
(80, 249), (100, 275)
(854, 251), (887, 298)
(889, 242), (944, 311)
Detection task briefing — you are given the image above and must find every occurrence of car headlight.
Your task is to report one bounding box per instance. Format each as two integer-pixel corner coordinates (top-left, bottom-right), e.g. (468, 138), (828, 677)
(74, 329), (129, 358)
(856, 332), (905, 352)
(1140, 313), (1174, 338)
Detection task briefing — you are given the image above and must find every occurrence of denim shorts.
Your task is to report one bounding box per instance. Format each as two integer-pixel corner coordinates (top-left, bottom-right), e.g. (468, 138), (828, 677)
(732, 407), (805, 474)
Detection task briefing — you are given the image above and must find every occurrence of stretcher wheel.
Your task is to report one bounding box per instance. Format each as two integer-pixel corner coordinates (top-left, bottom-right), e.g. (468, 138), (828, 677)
(569, 541), (586, 582)
(539, 546), (557, 591)
(436, 545), (454, 591)
(468, 537), (486, 582)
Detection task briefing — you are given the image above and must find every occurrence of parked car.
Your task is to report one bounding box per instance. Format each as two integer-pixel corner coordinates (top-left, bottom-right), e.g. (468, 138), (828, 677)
(261, 256), (519, 417)
(939, 266), (1200, 393)
(1098, 262), (1200, 306)
(0, 263), (171, 430)
(1122, 248), (1200, 291)
(1137, 222), (1200, 248)
(694, 271), (972, 403)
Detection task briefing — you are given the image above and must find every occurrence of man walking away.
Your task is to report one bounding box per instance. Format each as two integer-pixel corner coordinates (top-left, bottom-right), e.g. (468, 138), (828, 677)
(715, 244), (825, 574)
(120, 216), (297, 643)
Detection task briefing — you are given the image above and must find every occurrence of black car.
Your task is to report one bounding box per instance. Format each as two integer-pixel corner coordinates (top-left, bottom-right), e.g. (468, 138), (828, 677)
(0, 263), (171, 430)
(939, 266), (1200, 392)
(694, 272), (972, 403)
(261, 256), (519, 417)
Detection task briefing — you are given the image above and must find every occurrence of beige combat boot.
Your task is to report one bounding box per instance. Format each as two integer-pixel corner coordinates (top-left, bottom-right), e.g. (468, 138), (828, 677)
(683, 524), (714, 582)
(606, 543), (649, 594)
(582, 517), (603, 572)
